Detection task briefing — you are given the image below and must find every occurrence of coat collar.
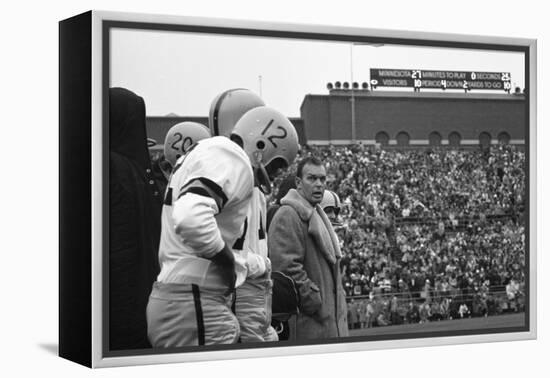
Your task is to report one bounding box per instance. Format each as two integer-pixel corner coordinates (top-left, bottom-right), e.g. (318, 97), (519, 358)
(280, 189), (315, 221)
(280, 189), (341, 264)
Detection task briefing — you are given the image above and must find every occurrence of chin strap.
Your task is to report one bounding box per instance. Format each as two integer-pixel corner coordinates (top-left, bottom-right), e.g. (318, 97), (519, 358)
(251, 150), (272, 195)
(255, 164), (272, 195)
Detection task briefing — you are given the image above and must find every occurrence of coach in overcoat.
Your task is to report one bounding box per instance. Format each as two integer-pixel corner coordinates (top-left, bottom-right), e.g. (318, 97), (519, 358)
(268, 157), (348, 340)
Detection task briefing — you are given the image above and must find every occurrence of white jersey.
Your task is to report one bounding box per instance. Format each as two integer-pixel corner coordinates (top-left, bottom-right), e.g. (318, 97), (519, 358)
(242, 187), (269, 278)
(157, 136), (253, 287)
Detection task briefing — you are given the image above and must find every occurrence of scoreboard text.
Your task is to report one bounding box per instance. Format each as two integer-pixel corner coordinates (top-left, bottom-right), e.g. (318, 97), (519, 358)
(370, 69), (512, 92)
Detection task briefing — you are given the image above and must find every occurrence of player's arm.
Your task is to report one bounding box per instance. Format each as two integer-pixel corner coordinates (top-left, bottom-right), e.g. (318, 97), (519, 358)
(172, 178), (236, 288)
(172, 178), (227, 257)
(268, 207), (323, 317)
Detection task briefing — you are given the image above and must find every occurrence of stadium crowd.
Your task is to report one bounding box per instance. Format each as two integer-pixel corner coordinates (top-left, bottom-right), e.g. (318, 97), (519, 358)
(270, 143), (526, 328)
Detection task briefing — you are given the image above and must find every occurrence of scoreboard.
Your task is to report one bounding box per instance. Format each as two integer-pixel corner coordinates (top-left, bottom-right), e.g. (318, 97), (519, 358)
(370, 69), (512, 92)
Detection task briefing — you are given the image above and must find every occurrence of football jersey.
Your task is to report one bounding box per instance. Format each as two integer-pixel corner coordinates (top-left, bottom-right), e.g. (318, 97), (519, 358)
(240, 187), (269, 278)
(157, 136), (253, 287)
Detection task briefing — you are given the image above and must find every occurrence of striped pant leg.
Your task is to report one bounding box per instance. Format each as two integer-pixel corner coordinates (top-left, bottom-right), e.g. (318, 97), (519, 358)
(146, 282), (239, 347)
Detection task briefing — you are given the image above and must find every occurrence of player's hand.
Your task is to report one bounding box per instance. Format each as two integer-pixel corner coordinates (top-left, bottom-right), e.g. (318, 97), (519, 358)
(210, 244), (236, 294)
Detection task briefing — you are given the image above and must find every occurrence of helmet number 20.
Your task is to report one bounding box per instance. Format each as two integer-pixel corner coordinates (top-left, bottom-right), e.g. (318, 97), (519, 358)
(170, 132), (194, 154)
(261, 119), (288, 148)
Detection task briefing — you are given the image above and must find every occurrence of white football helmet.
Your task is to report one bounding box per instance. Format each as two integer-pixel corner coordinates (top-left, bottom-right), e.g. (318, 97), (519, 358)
(320, 190), (341, 210)
(230, 106), (299, 193)
(320, 190), (343, 226)
(208, 88), (265, 137)
(163, 121), (211, 167)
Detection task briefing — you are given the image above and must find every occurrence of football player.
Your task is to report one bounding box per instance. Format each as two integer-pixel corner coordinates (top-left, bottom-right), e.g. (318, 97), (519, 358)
(320, 190), (343, 227)
(209, 88), (265, 137)
(229, 106), (299, 342)
(146, 105), (298, 347)
(160, 121), (211, 179)
(209, 89), (299, 342)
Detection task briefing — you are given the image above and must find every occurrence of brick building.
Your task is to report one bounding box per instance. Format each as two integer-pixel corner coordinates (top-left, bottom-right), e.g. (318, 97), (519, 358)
(300, 89), (526, 147)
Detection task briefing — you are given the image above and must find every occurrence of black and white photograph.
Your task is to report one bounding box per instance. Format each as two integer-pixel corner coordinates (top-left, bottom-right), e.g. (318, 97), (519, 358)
(101, 13), (532, 361)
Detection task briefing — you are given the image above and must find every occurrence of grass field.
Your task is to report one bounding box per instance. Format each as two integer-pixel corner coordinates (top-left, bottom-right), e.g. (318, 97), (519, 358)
(348, 313), (526, 337)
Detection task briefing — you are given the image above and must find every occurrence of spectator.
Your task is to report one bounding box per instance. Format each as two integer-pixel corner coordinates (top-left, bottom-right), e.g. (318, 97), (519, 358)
(406, 302), (420, 324)
(390, 295), (401, 325)
(420, 279), (432, 303)
(366, 294), (376, 328)
(419, 301), (431, 323)
(459, 303), (471, 318)
(506, 278), (521, 312)
(358, 299), (368, 329)
(348, 299), (359, 329)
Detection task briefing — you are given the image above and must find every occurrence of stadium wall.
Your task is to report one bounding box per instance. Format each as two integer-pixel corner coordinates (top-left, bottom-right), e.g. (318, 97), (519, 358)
(300, 90), (526, 146)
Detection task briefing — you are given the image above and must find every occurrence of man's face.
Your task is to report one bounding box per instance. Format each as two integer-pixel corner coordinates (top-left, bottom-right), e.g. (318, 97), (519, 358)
(297, 163), (326, 205)
(324, 206), (339, 224)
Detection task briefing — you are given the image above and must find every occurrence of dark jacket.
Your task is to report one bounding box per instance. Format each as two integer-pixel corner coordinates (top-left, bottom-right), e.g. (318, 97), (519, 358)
(109, 87), (163, 350)
(269, 189), (348, 340)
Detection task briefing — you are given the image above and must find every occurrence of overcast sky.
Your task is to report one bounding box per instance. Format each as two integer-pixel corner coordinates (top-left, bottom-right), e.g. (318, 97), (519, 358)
(110, 28), (525, 117)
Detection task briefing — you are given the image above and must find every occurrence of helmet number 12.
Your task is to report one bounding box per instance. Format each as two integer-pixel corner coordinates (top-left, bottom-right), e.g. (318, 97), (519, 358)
(261, 119), (288, 148)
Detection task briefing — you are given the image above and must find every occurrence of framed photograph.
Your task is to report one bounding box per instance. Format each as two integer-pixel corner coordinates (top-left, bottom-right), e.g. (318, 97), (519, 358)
(59, 10), (536, 368)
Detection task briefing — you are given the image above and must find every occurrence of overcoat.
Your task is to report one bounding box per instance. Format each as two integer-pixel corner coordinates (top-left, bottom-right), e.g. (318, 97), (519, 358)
(109, 88), (163, 350)
(269, 189), (348, 340)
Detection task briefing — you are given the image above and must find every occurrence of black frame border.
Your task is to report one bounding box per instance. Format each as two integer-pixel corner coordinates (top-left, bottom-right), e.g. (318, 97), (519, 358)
(59, 10), (93, 367)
